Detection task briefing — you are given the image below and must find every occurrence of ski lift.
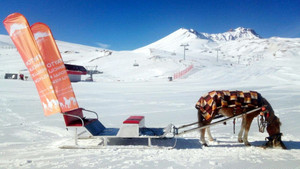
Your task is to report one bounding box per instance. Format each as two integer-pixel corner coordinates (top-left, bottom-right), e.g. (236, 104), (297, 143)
(85, 66), (103, 82)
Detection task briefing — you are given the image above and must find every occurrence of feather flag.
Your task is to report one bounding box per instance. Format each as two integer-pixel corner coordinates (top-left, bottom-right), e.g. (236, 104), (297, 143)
(31, 22), (79, 112)
(3, 13), (61, 116)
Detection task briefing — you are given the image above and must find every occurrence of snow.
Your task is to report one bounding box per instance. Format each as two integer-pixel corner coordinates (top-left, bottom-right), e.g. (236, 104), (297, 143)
(1, 27), (300, 168)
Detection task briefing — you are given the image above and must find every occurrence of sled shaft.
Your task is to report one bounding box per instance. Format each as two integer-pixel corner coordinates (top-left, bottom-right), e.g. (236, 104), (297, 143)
(177, 122), (198, 129)
(176, 107), (261, 136)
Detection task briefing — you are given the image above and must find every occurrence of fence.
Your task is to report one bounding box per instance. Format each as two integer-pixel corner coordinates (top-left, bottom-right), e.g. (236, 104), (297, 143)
(173, 64), (193, 79)
(0, 45), (15, 49)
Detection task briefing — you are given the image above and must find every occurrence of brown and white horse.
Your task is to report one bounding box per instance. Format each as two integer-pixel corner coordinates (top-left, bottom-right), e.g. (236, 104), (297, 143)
(196, 90), (286, 149)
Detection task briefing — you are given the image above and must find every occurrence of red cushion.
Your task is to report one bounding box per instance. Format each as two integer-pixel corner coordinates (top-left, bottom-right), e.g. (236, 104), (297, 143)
(123, 116), (144, 124)
(63, 108), (84, 126)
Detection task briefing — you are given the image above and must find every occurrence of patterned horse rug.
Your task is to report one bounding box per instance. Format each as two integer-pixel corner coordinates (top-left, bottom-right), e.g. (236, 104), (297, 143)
(195, 90), (262, 121)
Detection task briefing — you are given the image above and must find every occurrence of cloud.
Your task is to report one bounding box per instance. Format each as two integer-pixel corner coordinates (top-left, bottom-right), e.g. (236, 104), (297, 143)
(96, 42), (110, 49)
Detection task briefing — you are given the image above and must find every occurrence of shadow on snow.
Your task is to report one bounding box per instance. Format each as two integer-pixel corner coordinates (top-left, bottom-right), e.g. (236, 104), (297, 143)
(104, 137), (202, 149)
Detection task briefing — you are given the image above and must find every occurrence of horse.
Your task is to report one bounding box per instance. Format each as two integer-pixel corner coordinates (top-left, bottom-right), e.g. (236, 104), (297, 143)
(195, 90), (286, 149)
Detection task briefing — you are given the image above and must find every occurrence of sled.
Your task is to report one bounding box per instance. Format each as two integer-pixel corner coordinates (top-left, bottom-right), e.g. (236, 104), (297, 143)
(61, 108), (176, 148)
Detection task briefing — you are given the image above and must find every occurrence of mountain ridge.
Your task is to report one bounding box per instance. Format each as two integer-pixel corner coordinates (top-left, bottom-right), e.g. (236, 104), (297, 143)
(171, 27), (261, 42)
(200, 27), (261, 41)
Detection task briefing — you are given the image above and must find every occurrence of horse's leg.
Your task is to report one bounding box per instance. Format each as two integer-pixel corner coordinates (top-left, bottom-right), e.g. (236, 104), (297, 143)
(198, 110), (209, 146)
(200, 127), (207, 146)
(243, 115), (255, 146)
(238, 115), (246, 143)
(200, 120), (213, 146)
(207, 127), (214, 141)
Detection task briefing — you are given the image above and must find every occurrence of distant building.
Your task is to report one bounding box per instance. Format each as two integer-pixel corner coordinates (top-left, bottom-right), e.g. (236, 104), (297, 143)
(64, 64), (87, 82)
(4, 73), (18, 79)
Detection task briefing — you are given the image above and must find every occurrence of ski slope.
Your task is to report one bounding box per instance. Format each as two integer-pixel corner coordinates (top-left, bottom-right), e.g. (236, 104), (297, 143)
(1, 27), (300, 168)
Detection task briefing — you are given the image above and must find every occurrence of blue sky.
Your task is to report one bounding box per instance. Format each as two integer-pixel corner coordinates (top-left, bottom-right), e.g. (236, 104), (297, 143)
(1, 0), (299, 50)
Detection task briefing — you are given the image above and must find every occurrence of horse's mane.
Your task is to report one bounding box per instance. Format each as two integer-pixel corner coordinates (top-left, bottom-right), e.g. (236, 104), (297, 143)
(261, 96), (275, 115)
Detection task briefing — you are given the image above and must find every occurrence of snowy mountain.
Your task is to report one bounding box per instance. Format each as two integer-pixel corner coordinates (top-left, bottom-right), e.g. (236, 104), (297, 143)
(138, 27), (260, 49)
(137, 27), (261, 52)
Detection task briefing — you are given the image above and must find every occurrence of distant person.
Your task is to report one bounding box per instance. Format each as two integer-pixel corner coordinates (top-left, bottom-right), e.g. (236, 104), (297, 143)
(19, 74), (24, 80)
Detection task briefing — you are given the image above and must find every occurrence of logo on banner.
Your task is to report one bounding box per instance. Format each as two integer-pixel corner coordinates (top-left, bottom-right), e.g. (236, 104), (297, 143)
(34, 31), (50, 42)
(42, 98), (59, 111)
(59, 97), (78, 109)
(10, 23), (28, 36)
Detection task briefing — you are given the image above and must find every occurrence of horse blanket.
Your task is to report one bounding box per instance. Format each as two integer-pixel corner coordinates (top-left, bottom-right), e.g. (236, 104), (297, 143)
(196, 90), (261, 121)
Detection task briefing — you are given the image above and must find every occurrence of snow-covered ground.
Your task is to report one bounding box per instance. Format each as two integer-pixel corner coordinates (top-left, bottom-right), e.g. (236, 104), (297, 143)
(1, 27), (300, 168)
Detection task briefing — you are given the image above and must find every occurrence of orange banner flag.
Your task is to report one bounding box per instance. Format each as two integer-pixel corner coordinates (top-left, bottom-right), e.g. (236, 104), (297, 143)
(3, 13), (61, 116)
(31, 23), (79, 112)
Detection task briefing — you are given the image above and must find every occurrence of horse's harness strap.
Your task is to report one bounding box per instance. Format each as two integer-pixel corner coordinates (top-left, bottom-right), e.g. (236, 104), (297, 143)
(217, 105), (254, 134)
(258, 105), (270, 133)
(232, 107), (239, 134)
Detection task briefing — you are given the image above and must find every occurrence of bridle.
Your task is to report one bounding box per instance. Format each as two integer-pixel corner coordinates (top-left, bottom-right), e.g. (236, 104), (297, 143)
(257, 106), (269, 133)
(257, 105), (279, 132)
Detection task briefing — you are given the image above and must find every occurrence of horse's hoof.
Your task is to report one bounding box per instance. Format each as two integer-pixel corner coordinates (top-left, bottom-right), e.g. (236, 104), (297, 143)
(202, 143), (208, 147)
(244, 142), (251, 146)
(238, 139), (243, 143)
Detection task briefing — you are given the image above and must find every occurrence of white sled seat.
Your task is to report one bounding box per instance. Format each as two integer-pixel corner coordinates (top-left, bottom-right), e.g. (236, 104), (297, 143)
(117, 116), (165, 137)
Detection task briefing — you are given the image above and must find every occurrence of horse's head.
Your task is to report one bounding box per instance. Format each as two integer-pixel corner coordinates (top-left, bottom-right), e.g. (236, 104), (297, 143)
(264, 116), (287, 149)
